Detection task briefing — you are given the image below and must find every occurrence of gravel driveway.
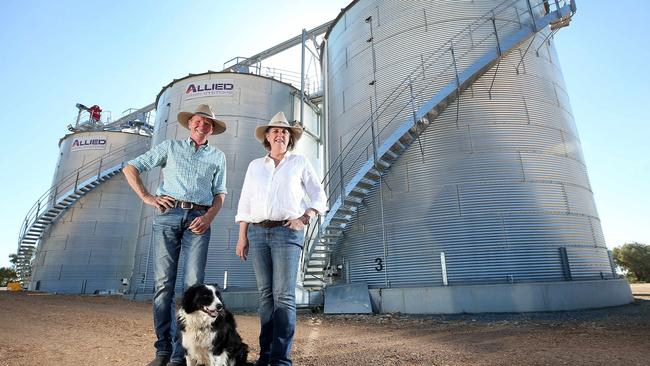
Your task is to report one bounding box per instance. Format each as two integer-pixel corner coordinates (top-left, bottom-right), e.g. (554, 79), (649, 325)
(0, 284), (648, 365)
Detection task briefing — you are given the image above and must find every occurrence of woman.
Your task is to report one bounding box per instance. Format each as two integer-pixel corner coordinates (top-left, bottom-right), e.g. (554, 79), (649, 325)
(235, 111), (326, 366)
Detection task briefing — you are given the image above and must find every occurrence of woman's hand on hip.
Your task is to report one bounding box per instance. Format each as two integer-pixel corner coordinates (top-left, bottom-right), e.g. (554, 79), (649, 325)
(284, 218), (306, 231)
(236, 237), (249, 261)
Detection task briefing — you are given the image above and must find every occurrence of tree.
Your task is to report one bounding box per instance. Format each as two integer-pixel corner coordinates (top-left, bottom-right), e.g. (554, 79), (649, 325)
(0, 267), (17, 286)
(612, 242), (650, 283)
(9, 253), (18, 267)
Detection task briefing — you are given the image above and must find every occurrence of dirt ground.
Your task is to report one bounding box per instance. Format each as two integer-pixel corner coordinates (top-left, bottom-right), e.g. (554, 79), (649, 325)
(0, 284), (648, 366)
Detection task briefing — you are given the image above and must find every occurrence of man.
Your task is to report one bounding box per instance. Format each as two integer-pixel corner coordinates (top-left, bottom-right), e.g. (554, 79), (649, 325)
(123, 104), (227, 366)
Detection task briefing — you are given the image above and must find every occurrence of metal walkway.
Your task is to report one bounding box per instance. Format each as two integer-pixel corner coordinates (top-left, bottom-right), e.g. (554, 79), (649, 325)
(301, 0), (577, 290)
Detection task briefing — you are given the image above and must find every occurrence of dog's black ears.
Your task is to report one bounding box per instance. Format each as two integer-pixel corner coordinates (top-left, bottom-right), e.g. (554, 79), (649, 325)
(181, 284), (201, 313)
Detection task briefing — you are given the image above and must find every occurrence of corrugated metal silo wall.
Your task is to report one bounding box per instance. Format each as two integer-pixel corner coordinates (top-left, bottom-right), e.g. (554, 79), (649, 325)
(129, 72), (321, 295)
(29, 131), (150, 293)
(326, 0), (612, 288)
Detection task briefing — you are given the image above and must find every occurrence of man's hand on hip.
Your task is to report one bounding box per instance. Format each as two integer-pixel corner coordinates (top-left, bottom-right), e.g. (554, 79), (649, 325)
(143, 194), (175, 212)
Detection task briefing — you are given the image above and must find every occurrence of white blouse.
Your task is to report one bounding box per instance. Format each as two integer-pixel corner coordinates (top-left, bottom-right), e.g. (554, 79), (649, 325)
(235, 152), (327, 223)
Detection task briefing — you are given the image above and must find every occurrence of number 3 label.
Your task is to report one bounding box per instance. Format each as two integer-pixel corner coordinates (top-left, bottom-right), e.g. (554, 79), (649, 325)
(374, 258), (383, 271)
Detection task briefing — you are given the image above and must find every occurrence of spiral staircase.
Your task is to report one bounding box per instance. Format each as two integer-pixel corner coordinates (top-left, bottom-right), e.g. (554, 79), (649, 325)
(300, 0), (577, 290)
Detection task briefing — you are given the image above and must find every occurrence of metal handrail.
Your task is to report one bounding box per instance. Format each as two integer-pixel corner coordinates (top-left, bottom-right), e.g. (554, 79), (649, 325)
(301, 0), (575, 284)
(299, 215), (323, 282)
(320, 0), (521, 204)
(258, 66), (321, 96)
(17, 138), (150, 247)
(328, 0), (571, 201)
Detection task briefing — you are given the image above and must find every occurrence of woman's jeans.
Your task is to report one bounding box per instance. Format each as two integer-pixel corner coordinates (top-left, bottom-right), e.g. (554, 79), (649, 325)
(249, 224), (304, 366)
(151, 207), (210, 363)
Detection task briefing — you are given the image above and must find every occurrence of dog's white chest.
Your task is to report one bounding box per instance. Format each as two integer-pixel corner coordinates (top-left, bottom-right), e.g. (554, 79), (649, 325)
(180, 312), (232, 366)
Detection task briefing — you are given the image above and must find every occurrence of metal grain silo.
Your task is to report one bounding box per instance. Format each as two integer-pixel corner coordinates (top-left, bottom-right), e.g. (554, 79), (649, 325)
(128, 71), (322, 299)
(304, 0), (632, 313)
(26, 130), (150, 293)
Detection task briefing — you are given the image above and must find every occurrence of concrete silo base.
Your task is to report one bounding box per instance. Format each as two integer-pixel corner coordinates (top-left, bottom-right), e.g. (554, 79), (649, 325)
(128, 290), (260, 311)
(129, 286), (320, 311)
(368, 279), (633, 314)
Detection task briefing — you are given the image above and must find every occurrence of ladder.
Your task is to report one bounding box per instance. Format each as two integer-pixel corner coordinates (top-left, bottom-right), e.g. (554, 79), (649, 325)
(300, 0), (576, 290)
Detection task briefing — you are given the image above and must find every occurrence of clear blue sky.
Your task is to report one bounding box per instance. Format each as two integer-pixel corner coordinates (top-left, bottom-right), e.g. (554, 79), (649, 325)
(0, 1), (648, 267)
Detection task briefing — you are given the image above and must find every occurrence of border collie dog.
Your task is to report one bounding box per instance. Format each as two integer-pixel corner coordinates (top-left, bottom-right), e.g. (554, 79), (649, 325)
(178, 284), (250, 366)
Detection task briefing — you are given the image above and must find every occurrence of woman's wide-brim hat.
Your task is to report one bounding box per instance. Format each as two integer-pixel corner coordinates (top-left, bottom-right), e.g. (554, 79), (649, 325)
(177, 104), (227, 135)
(254, 111), (303, 143)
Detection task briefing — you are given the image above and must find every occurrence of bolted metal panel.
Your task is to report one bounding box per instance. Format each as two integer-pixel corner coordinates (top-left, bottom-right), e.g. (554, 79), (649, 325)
(129, 72), (322, 295)
(326, 0), (610, 288)
(566, 247), (614, 280)
(29, 131), (150, 294)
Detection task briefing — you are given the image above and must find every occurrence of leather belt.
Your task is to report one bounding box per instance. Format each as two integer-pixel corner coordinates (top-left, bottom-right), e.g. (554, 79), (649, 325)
(254, 220), (287, 229)
(174, 200), (209, 211)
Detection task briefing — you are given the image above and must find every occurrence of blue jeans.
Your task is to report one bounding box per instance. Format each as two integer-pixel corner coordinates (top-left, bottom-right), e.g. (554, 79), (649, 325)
(249, 224), (304, 366)
(152, 207), (210, 363)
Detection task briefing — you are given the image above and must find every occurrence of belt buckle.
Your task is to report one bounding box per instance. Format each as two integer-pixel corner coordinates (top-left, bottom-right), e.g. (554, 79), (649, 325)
(179, 201), (193, 210)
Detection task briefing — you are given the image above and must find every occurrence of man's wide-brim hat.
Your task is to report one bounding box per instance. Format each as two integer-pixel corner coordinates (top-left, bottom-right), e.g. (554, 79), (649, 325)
(254, 111), (303, 143)
(177, 104), (227, 135)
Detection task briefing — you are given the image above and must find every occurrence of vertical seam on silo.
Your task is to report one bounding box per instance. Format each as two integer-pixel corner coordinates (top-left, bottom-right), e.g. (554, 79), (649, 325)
(233, 151), (237, 178)
(368, 17), (379, 111)
(421, 54), (426, 80)
(405, 161), (410, 192)
(456, 185), (462, 217)
(345, 258), (350, 283)
(560, 131), (568, 157)
(515, 6), (521, 28)
(522, 96), (531, 125)
(546, 40), (553, 65)
(519, 151), (526, 182)
(378, 178), (389, 288)
(423, 9), (428, 32)
(589, 218), (598, 248)
(561, 183), (569, 214)
(376, 6), (380, 27)
(501, 215), (509, 249)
